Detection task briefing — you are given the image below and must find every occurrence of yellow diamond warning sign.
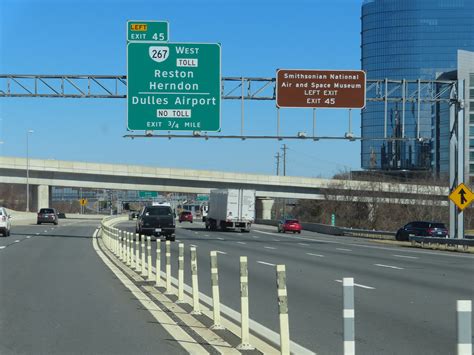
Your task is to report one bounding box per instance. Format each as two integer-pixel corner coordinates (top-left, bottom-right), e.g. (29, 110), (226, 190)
(79, 198), (88, 206)
(449, 183), (474, 211)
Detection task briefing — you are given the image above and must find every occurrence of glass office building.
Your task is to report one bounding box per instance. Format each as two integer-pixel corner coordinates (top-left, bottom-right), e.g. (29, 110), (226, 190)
(361, 0), (474, 170)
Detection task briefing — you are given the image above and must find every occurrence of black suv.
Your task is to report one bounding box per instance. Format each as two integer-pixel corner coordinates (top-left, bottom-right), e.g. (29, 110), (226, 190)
(396, 221), (448, 241)
(37, 208), (58, 225)
(136, 205), (176, 241)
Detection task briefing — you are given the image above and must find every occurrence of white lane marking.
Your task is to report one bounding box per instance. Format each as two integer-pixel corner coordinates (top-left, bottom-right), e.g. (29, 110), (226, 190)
(44, 230), (48, 233)
(0, 246), (6, 249)
(298, 243), (310, 246)
(254, 229), (474, 260)
(237, 241), (246, 245)
(252, 236), (259, 238)
(374, 263), (404, 270)
(26, 236), (31, 239)
(194, 232), (198, 234)
(216, 251), (227, 255)
(14, 240), (20, 243)
(35, 233), (40, 235)
(336, 248), (352, 251)
(335, 279), (375, 290)
(204, 234), (210, 237)
(307, 253), (324, 257)
(257, 261), (276, 267)
(393, 254), (418, 259)
(190, 244), (197, 247)
(264, 246), (276, 250)
(217, 237), (225, 241)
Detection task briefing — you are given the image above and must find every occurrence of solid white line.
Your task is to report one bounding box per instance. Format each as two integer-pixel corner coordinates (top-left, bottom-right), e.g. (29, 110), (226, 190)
(298, 243), (310, 246)
(306, 253), (324, 257)
(237, 241), (246, 245)
(216, 251), (227, 255)
(254, 228), (474, 259)
(393, 254), (418, 259)
(374, 263), (404, 270)
(0, 246), (6, 249)
(264, 246), (276, 250)
(335, 279), (375, 290)
(257, 261), (276, 267)
(336, 248), (352, 251)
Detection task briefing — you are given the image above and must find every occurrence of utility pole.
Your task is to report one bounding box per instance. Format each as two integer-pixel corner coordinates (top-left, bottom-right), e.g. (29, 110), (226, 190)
(275, 152), (281, 176)
(281, 144), (288, 176)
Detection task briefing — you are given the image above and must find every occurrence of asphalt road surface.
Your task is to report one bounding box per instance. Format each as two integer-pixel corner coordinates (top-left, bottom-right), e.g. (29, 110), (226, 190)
(120, 220), (474, 355)
(1, 217), (473, 354)
(0, 218), (186, 355)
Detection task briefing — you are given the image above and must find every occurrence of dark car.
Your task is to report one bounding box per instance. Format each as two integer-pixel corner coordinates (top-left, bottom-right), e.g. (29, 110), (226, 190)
(396, 221), (448, 241)
(136, 205), (175, 241)
(128, 211), (139, 220)
(179, 211), (193, 223)
(277, 219), (302, 234)
(37, 208), (58, 225)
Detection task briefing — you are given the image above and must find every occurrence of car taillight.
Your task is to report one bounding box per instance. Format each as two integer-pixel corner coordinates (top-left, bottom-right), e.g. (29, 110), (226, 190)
(428, 228), (435, 234)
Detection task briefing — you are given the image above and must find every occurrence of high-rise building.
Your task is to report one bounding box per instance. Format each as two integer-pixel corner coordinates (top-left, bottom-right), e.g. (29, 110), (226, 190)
(361, 0), (474, 170)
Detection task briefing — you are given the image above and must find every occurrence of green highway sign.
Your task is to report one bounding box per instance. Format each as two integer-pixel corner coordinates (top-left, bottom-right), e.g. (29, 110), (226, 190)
(127, 20), (169, 42)
(139, 191), (158, 198)
(196, 194), (209, 201)
(127, 42), (221, 131)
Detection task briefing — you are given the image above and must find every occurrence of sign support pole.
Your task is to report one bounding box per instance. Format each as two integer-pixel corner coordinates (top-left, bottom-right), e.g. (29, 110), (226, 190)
(449, 80), (465, 239)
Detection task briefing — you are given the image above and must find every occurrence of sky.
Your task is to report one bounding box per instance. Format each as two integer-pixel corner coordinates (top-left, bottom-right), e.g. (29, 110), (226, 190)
(0, 0), (363, 178)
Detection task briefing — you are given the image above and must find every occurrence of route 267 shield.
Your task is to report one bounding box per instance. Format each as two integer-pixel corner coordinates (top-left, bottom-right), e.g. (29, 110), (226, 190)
(148, 46), (169, 63)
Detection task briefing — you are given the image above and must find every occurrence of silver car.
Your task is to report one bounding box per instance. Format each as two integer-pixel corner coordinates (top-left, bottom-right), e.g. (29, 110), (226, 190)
(0, 207), (12, 237)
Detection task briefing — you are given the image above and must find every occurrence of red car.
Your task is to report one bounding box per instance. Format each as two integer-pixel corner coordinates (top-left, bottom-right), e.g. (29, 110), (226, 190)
(179, 211), (193, 223)
(277, 219), (302, 233)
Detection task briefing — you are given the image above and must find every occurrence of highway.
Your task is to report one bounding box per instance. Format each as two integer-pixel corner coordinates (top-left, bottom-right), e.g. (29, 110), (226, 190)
(0, 218), (186, 355)
(1, 217), (472, 354)
(117, 220), (474, 355)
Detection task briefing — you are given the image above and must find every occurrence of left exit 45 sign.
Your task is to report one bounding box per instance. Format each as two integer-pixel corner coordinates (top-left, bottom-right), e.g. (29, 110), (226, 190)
(127, 20), (169, 42)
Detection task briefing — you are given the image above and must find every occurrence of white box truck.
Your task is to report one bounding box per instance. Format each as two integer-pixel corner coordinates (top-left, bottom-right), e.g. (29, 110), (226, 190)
(205, 189), (255, 232)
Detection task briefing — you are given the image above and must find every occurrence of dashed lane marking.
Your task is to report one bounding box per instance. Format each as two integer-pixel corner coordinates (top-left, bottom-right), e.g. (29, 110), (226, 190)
(298, 243), (310, 246)
(257, 261), (276, 267)
(252, 236), (259, 238)
(393, 254), (418, 259)
(217, 237), (225, 241)
(26, 236), (31, 239)
(264, 246), (276, 250)
(306, 253), (324, 257)
(335, 279), (375, 290)
(0, 246), (6, 249)
(14, 240), (20, 243)
(216, 251), (227, 255)
(374, 263), (404, 270)
(336, 248), (352, 252)
(237, 241), (246, 245)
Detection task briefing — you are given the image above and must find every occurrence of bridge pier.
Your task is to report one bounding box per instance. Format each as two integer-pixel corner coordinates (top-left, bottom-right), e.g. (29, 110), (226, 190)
(33, 184), (51, 211)
(256, 198), (274, 220)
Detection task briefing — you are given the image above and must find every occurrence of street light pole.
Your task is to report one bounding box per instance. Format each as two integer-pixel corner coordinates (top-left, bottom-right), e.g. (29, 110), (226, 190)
(26, 129), (34, 212)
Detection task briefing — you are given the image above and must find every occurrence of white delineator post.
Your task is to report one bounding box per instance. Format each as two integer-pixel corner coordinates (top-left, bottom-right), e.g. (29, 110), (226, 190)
(457, 300), (472, 355)
(165, 240), (172, 293)
(237, 256), (254, 350)
(210, 251), (223, 329)
(155, 239), (162, 287)
(135, 234), (140, 271)
(118, 230), (123, 261)
(343, 277), (355, 355)
(127, 232), (132, 266)
(276, 264), (290, 355)
(190, 246), (201, 314)
(147, 236), (153, 280)
(141, 236), (147, 277)
(177, 243), (184, 302)
(131, 233), (136, 269)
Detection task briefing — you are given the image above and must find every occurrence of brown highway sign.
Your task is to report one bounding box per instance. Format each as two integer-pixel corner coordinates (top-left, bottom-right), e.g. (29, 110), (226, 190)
(276, 69), (366, 109)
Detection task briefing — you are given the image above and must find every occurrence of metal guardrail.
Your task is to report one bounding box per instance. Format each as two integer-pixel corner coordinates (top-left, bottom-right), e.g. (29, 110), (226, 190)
(409, 236), (474, 250)
(341, 227), (395, 239)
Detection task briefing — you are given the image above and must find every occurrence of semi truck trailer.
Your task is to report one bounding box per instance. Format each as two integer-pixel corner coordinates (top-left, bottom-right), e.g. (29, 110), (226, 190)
(205, 189), (255, 232)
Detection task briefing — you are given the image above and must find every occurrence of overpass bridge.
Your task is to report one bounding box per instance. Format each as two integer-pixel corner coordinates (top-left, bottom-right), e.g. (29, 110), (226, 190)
(0, 156), (448, 217)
